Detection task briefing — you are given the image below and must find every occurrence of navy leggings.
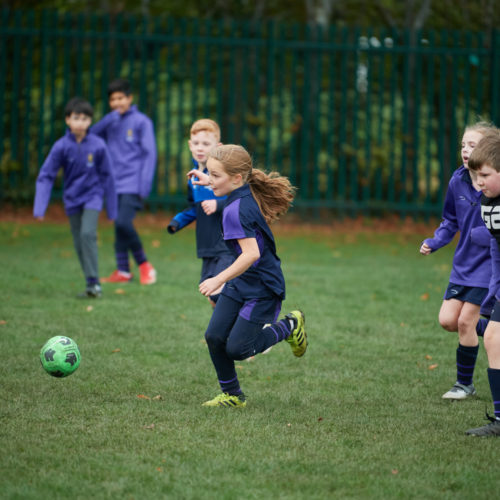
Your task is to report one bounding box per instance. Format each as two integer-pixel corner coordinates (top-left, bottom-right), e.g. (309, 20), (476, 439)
(204, 294), (291, 394)
(115, 194), (143, 254)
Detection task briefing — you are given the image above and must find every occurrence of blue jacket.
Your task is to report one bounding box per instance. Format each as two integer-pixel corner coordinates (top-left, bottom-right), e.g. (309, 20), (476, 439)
(423, 166), (491, 288)
(91, 105), (157, 198)
(168, 161), (231, 258)
(33, 130), (117, 219)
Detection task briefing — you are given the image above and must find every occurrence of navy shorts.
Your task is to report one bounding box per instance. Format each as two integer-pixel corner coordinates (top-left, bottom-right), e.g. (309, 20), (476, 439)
(200, 254), (235, 283)
(490, 301), (500, 322)
(443, 282), (488, 306)
(222, 283), (282, 324)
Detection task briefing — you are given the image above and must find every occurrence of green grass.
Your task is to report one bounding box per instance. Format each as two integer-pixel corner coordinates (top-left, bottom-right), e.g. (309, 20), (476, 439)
(0, 218), (499, 499)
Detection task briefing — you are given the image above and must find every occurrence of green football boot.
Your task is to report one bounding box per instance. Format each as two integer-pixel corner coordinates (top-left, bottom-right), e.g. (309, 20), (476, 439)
(285, 310), (307, 357)
(202, 392), (247, 408)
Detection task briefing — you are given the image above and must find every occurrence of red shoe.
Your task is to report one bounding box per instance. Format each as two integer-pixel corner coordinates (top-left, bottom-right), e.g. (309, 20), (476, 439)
(139, 262), (157, 285)
(101, 270), (133, 283)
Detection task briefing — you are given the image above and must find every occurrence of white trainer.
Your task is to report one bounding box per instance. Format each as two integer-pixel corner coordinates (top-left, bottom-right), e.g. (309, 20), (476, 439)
(442, 382), (476, 400)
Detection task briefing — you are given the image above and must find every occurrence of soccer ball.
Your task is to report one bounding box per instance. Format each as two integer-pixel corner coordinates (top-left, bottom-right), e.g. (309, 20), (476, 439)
(40, 336), (81, 377)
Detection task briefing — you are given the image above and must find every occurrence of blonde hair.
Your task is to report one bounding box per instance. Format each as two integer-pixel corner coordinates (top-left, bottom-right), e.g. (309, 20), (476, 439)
(190, 118), (221, 142)
(208, 144), (296, 224)
(468, 129), (500, 172)
(464, 120), (497, 137)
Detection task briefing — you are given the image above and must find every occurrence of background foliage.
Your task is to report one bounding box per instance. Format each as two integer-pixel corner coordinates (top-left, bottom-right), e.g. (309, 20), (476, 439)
(1, 2), (499, 217)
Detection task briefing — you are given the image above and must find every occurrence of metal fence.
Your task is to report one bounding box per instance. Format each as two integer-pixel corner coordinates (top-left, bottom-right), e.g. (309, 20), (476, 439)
(1, 8), (499, 217)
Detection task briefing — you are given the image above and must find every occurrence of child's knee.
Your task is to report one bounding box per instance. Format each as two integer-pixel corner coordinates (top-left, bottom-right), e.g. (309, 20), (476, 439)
(439, 316), (458, 332)
(205, 328), (224, 350)
(226, 338), (250, 361)
(80, 228), (96, 245)
(115, 218), (130, 235)
(457, 315), (475, 333)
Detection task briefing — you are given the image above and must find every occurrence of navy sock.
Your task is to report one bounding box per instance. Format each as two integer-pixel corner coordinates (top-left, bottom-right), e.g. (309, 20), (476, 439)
(116, 251), (130, 272)
(86, 277), (99, 287)
(267, 318), (292, 343)
(476, 318), (489, 337)
(487, 368), (500, 420)
(132, 248), (147, 266)
(219, 376), (242, 396)
(456, 343), (479, 386)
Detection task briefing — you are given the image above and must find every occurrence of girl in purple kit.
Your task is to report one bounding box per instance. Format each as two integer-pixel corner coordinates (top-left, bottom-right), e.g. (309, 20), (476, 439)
(420, 122), (496, 400)
(192, 144), (307, 408)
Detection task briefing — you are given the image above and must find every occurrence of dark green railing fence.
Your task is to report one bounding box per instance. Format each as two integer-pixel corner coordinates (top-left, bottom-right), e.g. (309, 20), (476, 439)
(1, 8), (499, 217)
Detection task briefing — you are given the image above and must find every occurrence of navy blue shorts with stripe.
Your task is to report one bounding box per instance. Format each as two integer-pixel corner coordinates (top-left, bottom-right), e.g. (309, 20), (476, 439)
(443, 282), (488, 306)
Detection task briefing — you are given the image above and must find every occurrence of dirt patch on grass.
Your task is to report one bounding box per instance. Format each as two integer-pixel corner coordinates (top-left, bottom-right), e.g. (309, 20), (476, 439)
(1, 202), (439, 235)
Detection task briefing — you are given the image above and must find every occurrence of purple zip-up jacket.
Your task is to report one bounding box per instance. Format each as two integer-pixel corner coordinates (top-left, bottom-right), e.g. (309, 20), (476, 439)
(423, 165), (491, 288)
(33, 130), (117, 219)
(91, 105), (157, 198)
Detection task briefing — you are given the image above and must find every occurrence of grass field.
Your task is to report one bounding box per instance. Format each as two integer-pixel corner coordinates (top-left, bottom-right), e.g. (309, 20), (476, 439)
(1, 214), (499, 499)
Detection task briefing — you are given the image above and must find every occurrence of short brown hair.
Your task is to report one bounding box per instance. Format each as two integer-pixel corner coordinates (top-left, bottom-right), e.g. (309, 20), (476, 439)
(190, 119), (221, 142)
(468, 130), (500, 172)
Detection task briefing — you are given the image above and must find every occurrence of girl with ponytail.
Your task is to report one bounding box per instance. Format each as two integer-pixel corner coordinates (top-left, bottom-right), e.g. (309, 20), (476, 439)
(191, 144), (308, 408)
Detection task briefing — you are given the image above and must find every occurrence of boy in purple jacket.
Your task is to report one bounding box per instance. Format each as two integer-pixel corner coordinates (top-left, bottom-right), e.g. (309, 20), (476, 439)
(420, 122), (496, 400)
(92, 78), (157, 285)
(34, 97), (117, 298)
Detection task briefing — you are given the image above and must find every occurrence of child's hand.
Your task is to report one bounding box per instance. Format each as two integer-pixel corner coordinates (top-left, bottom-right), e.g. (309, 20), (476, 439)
(201, 200), (217, 215)
(167, 220), (179, 234)
(420, 243), (432, 255)
(199, 277), (224, 297)
(188, 169), (210, 186)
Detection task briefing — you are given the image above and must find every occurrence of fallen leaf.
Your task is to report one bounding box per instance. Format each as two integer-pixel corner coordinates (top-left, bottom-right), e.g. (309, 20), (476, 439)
(180, 314), (187, 320)
(236, 364), (244, 370)
(0, 320), (6, 325)
(425, 355), (432, 360)
(287, 423), (292, 427)
(143, 423), (155, 430)
(152, 395), (162, 400)
(420, 293), (429, 301)
(152, 240), (161, 248)
(86, 306), (93, 312)
(400, 322), (406, 327)
(111, 348), (121, 353)
(156, 467), (162, 471)
(245, 356), (255, 362)
(391, 469), (399, 475)
(137, 394), (151, 400)
(115, 288), (125, 295)
(428, 364), (438, 370)
(318, 417), (323, 422)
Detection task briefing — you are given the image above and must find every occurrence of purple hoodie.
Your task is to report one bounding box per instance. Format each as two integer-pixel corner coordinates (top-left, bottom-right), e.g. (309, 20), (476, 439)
(91, 105), (157, 198)
(33, 130), (117, 219)
(423, 166), (491, 288)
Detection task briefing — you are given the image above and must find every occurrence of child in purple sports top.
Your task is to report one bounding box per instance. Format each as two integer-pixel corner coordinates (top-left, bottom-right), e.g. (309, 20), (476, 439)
(191, 144), (308, 408)
(34, 97), (117, 298)
(92, 78), (157, 286)
(420, 122), (497, 400)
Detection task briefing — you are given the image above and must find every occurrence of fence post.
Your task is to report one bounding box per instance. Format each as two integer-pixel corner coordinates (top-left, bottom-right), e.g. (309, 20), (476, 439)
(491, 29), (500, 125)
